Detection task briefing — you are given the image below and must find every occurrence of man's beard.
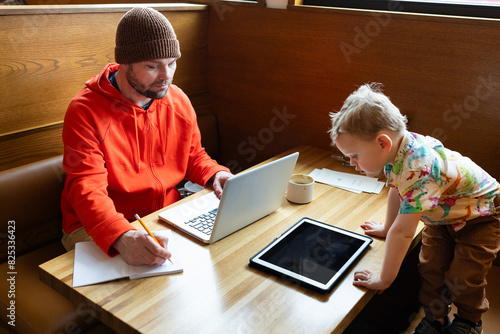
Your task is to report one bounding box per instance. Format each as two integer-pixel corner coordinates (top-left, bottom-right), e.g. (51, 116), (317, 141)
(126, 66), (170, 100)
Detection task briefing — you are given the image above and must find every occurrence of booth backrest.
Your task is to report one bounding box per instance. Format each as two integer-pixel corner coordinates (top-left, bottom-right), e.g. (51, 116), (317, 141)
(0, 4), (212, 172)
(208, 5), (500, 180)
(0, 156), (64, 261)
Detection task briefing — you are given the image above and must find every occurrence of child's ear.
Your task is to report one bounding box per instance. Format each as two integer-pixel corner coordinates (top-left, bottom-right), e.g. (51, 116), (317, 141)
(376, 134), (392, 153)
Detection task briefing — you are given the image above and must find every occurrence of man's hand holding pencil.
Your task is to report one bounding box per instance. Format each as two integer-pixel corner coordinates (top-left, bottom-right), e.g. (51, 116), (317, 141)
(112, 216), (172, 266)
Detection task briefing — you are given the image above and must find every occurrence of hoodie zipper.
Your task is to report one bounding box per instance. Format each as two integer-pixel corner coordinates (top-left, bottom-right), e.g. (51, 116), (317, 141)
(144, 110), (165, 211)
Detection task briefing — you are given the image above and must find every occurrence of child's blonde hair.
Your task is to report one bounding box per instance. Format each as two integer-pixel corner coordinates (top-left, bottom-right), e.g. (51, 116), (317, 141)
(329, 83), (407, 145)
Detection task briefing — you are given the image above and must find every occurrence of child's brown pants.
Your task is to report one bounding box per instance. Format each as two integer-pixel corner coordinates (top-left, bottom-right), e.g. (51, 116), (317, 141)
(418, 195), (500, 324)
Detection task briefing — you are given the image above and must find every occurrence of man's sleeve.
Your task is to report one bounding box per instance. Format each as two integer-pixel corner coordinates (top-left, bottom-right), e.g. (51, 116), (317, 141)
(172, 89), (230, 186)
(62, 100), (135, 255)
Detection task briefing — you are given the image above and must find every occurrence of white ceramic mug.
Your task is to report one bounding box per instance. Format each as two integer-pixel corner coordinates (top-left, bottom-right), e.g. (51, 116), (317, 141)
(286, 174), (314, 204)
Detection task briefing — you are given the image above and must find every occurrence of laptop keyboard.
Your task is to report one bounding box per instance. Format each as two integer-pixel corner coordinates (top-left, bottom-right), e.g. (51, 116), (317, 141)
(185, 208), (218, 235)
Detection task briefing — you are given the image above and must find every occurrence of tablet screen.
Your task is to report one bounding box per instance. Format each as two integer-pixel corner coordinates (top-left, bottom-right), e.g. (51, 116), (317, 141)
(250, 217), (372, 293)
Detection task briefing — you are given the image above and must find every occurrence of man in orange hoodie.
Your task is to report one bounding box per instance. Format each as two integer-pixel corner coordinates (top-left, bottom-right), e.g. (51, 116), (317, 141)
(61, 7), (232, 265)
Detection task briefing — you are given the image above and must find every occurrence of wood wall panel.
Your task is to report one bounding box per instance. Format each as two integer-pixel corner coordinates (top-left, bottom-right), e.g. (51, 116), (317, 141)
(0, 5), (209, 172)
(0, 125), (64, 171)
(208, 6), (500, 179)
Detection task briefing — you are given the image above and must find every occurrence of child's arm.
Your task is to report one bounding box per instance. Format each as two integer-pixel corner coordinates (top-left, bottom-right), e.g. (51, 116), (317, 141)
(353, 211), (422, 291)
(361, 187), (400, 238)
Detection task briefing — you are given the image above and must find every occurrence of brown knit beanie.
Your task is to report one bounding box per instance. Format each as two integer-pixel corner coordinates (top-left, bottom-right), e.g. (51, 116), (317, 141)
(115, 7), (181, 64)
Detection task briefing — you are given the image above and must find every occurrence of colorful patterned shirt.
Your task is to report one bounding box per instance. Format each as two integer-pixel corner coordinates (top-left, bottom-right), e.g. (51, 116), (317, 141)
(384, 131), (499, 230)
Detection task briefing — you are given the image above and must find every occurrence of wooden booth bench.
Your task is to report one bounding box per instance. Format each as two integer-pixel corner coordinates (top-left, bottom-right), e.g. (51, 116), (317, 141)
(0, 4), (219, 333)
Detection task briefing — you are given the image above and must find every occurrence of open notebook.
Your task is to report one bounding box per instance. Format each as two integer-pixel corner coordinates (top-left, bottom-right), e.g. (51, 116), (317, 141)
(72, 230), (182, 287)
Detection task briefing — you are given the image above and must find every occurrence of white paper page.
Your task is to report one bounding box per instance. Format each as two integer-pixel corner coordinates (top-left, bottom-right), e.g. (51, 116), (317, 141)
(372, 181), (385, 194)
(129, 230), (183, 279)
(308, 168), (323, 181)
(73, 241), (129, 288)
(309, 168), (384, 194)
(317, 168), (375, 192)
(73, 230), (183, 287)
(310, 169), (361, 193)
(332, 185), (363, 194)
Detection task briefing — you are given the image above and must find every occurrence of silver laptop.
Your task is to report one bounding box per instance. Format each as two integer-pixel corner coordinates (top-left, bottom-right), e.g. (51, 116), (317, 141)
(158, 152), (299, 243)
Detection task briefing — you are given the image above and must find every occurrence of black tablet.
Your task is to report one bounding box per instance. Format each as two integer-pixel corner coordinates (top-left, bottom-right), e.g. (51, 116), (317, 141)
(249, 217), (373, 293)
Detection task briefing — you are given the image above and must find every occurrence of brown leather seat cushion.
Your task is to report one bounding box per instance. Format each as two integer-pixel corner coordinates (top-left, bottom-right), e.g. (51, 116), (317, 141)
(0, 156), (112, 333)
(0, 156), (65, 261)
(0, 242), (101, 334)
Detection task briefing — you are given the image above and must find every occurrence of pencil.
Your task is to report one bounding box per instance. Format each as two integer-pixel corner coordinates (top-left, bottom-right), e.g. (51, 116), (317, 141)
(135, 214), (173, 264)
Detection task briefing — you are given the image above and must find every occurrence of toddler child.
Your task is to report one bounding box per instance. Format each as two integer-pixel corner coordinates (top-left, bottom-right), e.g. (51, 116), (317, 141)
(329, 83), (500, 334)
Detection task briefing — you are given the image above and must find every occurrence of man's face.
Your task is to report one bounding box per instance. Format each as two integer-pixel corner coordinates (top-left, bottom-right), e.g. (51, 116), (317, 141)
(125, 58), (177, 100)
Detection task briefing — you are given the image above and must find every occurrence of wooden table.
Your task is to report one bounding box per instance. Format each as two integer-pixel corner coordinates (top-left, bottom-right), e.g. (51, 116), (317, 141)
(39, 145), (422, 334)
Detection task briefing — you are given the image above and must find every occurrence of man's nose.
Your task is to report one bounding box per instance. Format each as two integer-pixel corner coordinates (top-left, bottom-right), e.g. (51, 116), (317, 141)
(159, 65), (174, 81)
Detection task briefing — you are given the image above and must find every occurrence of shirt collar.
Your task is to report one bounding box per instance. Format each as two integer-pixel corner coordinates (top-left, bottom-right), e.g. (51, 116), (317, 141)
(384, 130), (414, 184)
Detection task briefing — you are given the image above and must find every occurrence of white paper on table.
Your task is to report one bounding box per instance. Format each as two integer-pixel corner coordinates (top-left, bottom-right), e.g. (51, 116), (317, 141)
(73, 240), (129, 287)
(73, 230), (182, 287)
(309, 168), (384, 194)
